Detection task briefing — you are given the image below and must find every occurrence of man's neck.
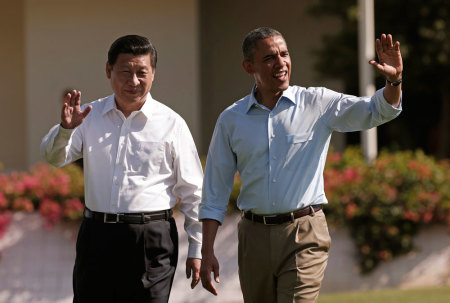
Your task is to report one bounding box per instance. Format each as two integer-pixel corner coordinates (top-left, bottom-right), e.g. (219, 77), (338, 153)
(115, 99), (146, 118)
(254, 88), (283, 111)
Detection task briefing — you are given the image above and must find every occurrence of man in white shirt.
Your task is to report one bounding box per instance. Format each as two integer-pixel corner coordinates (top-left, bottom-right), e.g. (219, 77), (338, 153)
(41, 35), (203, 302)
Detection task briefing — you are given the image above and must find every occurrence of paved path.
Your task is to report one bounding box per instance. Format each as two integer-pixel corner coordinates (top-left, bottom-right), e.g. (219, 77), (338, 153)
(0, 212), (243, 303)
(1, 211), (449, 302)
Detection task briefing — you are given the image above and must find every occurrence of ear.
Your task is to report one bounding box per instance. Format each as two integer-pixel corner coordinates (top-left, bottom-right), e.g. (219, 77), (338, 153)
(106, 61), (112, 79)
(242, 60), (253, 74)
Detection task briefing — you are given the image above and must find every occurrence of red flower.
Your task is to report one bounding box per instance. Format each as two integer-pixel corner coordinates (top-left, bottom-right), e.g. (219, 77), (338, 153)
(345, 203), (358, 219)
(12, 197), (34, 212)
(0, 192), (8, 210)
(39, 199), (62, 228)
(63, 198), (84, 220)
(0, 211), (12, 239)
(403, 210), (420, 222)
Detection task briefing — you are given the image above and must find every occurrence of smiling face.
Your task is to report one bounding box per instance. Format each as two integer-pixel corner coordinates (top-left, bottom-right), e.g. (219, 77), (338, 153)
(106, 53), (154, 115)
(243, 35), (291, 102)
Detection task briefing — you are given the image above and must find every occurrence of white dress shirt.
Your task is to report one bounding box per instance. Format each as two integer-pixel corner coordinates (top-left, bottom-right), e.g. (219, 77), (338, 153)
(200, 86), (402, 224)
(41, 93), (203, 258)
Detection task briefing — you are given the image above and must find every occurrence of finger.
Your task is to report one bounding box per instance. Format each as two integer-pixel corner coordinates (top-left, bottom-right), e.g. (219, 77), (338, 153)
(69, 90), (77, 107)
(201, 277), (218, 296)
(191, 270), (200, 289)
(387, 34), (394, 49)
(380, 33), (389, 51)
(394, 41), (401, 51)
(82, 105), (92, 118)
(368, 60), (384, 74)
(200, 269), (217, 295)
(213, 266), (220, 283)
(74, 91), (82, 108)
(64, 93), (71, 106)
(186, 265), (191, 279)
(375, 38), (382, 57)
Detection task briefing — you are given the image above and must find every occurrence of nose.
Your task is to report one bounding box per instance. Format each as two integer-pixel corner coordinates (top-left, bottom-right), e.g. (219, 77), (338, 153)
(275, 54), (285, 67)
(130, 73), (139, 86)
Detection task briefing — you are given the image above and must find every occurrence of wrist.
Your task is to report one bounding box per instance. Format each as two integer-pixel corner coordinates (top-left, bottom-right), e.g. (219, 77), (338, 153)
(386, 72), (402, 83)
(386, 78), (402, 87)
(201, 247), (214, 256)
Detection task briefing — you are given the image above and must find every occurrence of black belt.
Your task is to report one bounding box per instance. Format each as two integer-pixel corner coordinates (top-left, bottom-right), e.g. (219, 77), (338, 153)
(83, 208), (172, 224)
(243, 205), (322, 225)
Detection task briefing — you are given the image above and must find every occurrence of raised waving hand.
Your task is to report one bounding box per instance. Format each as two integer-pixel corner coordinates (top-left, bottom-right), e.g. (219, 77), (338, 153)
(61, 90), (92, 129)
(369, 33), (403, 82)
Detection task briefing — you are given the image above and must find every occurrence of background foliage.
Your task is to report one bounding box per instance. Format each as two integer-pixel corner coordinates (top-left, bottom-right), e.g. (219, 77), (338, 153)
(308, 0), (450, 159)
(0, 163), (84, 231)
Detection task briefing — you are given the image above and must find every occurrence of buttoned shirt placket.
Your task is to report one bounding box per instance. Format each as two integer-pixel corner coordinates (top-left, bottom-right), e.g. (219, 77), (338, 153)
(110, 110), (134, 213)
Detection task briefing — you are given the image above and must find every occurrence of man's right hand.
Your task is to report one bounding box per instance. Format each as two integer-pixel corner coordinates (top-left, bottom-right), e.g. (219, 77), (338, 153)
(200, 251), (220, 296)
(61, 90), (92, 129)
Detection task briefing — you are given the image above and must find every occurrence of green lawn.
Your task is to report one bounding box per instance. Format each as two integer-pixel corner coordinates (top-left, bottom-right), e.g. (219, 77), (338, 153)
(318, 286), (450, 303)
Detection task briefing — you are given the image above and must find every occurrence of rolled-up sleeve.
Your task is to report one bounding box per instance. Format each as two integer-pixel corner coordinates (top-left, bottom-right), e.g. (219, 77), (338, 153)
(199, 115), (237, 225)
(40, 124), (83, 167)
(322, 87), (402, 132)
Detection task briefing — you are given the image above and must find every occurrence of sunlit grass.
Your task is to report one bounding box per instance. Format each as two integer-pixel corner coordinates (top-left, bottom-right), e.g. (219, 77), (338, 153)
(318, 286), (450, 303)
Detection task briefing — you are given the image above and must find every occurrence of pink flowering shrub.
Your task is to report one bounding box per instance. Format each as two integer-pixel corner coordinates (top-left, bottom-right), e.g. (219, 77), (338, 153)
(0, 163), (84, 233)
(323, 147), (450, 273)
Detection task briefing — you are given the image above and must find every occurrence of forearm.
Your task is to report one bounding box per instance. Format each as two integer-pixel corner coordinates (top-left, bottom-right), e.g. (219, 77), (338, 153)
(201, 219), (220, 256)
(40, 124), (76, 167)
(383, 75), (402, 108)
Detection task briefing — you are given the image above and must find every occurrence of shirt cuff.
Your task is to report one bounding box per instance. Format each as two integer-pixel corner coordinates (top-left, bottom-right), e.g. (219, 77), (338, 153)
(376, 88), (403, 114)
(199, 203), (227, 225)
(58, 124), (75, 138)
(187, 243), (202, 259)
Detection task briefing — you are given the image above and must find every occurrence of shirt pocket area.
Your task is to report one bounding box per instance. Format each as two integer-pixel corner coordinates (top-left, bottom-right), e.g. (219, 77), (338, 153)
(128, 141), (165, 174)
(286, 132), (314, 144)
(285, 132), (314, 168)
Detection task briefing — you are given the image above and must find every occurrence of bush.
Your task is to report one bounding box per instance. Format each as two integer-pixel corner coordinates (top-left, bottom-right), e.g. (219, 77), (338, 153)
(0, 163), (85, 229)
(323, 147), (449, 273)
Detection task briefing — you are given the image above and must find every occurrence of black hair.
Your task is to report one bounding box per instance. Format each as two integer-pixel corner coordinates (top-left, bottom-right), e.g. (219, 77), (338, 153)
(107, 35), (157, 68)
(242, 27), (284, 61)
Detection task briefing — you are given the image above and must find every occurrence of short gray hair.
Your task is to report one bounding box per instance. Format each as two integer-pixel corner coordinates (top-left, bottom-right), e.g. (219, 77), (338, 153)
(242, 27), (284, 61)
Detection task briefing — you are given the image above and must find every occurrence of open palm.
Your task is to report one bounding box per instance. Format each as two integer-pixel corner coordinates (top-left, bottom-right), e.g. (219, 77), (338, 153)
(369, 34), (403, 81)
(61, 90), (92, 129)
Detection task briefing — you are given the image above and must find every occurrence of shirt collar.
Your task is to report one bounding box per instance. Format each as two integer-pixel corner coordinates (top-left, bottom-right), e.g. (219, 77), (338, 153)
(245, 85), (297, 113)
(101, 93), (153, 119)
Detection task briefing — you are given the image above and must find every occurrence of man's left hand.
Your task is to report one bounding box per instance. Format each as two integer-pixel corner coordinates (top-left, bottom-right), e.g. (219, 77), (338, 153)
(369, 33), (403, 82)
(186, 258), (201, 289)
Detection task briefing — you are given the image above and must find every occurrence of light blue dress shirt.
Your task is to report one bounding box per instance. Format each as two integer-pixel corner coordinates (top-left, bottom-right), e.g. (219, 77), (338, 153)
(199, 85), (402, 224)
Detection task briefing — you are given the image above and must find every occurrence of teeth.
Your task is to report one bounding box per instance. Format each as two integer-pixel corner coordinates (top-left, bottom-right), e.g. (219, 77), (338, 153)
(274, 71), (286, 77)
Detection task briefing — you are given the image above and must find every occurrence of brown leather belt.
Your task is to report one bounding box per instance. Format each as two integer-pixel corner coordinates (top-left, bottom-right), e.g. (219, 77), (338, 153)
(84, 208), (172, 224)
(243, 205), (322, 225)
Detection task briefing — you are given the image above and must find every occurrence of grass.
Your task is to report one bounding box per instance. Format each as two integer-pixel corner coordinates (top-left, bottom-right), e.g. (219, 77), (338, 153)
(318, 286), (450, 303)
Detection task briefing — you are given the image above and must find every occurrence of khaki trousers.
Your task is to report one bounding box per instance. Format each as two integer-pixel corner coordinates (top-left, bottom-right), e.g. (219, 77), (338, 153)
(238, 208), (331, 303)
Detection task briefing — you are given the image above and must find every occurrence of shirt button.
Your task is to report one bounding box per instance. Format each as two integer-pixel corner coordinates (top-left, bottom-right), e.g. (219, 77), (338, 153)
(271, 134), (275, 138)
(272, 156), (277, 160)
(114, 180), (119, 185)
(272, 179), (277, 183)
(272, 202), (275, 206)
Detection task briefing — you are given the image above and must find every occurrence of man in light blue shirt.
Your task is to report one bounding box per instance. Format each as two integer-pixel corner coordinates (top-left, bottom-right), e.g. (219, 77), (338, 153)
(199, 27), (402, 303)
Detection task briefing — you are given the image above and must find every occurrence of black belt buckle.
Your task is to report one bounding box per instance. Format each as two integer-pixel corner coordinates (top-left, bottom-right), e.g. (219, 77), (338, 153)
(103, 213), (120, 223)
